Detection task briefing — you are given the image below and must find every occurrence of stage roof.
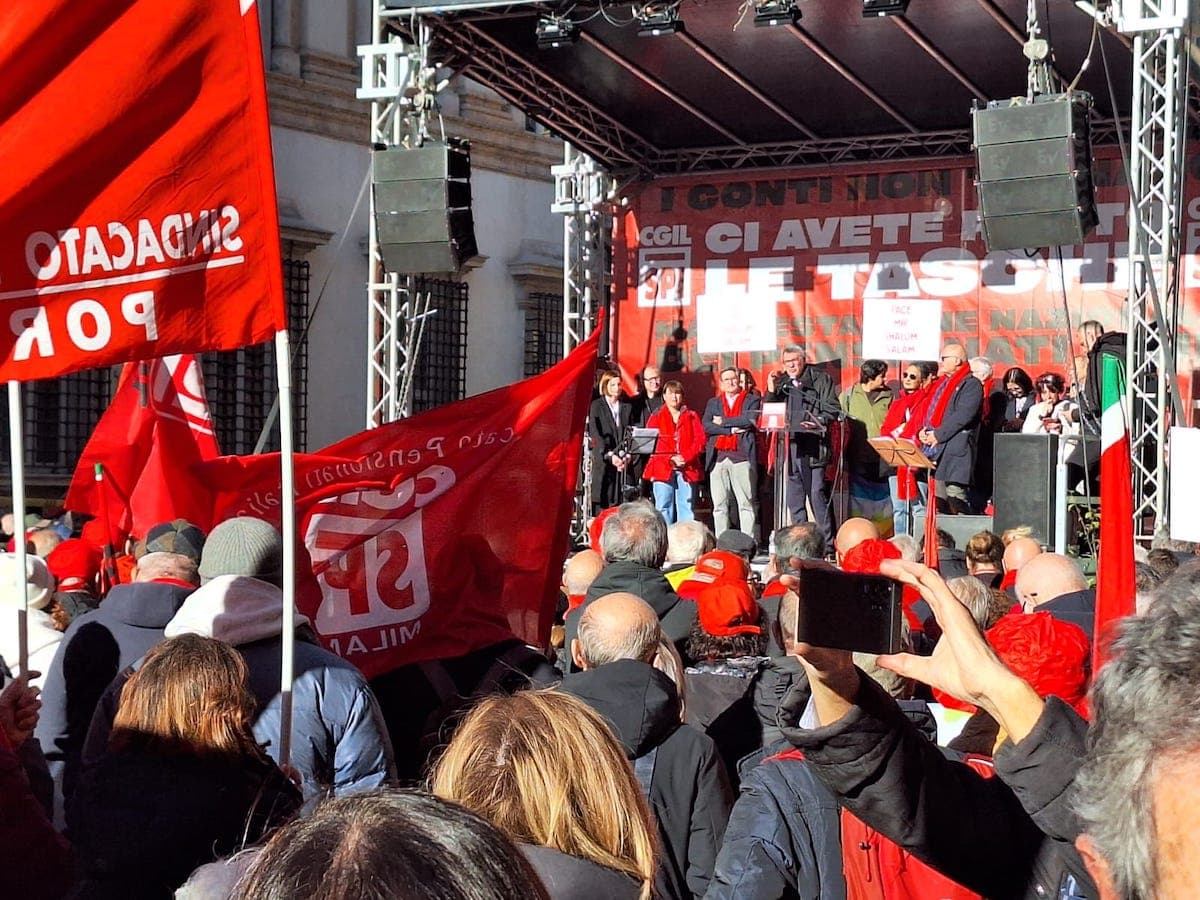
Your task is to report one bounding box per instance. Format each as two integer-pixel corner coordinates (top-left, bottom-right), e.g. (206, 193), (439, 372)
(384, 0), (1180, 176)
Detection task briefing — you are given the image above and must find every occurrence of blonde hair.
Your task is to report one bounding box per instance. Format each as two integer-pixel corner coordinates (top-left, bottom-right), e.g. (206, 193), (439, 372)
(430, 690), (657, 898)
(1000, 526), (1033, 545)
(110, 633), (264, 760)
(599, 371), (622, 396)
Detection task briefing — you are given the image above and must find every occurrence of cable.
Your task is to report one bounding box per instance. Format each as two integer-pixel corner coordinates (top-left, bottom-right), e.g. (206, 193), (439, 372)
(1066, 10), (1100, 93)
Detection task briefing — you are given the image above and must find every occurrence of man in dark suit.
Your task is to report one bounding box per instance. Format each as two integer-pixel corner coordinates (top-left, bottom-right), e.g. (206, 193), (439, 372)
(703, 367), (761, 539)
(765, 344), (839, 552)
(1014, 552), (1095, 642)
(918, 342), (984, 514)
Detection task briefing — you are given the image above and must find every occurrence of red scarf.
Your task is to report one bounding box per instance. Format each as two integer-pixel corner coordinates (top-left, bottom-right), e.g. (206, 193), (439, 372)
(926, 363), (972, 431)
(714, 390), (747, 452)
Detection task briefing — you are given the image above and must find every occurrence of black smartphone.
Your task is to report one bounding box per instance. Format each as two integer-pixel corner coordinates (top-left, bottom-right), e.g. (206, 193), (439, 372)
(791, 561), (904, 654)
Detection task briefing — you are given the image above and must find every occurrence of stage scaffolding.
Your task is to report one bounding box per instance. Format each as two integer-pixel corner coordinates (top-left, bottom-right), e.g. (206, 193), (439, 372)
(359, 0), (1193, 536)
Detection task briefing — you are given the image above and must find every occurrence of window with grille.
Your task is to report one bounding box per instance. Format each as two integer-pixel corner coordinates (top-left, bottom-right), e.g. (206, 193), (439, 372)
(410, 276), (469, 413)
(0, 367), (116, 477)
(203, 258), (310, 454)
(523, 291), (564, 377)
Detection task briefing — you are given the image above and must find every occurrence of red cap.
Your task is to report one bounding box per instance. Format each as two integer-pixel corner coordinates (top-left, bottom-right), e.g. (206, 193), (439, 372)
(696, 581), (761, 637)
(589, 507), (620, 554)
(46, 538), (102, 591)
(676, 550), (750, 601)
(987, 611), (1090, 718)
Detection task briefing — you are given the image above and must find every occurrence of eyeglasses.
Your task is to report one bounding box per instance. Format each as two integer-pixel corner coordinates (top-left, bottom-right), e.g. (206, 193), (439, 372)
(941, 355), (963, 362)
(720, 375), (740, 383)
(902, 373), (920, 380)
(644, 375), (661, 382)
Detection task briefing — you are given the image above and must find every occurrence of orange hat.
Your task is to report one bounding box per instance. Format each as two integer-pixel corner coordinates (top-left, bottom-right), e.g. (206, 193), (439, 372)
(696, 581), (761, 637)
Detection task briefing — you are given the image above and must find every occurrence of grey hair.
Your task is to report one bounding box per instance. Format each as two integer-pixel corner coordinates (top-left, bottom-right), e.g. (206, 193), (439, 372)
(969, 356), (993, 379)
(1075, 572), (1200, 898)
(577, 600), (661, 668)
(666, 521), (714, 565)
(780, 343), (805, 358)
(599, 501), (668, 568)
(134, 551), (200, 586)
(889, 533), (921, 562)
(773, 524), (825, 564)
(1150, 527), (1197, 555)
(946, 575), (993, 632)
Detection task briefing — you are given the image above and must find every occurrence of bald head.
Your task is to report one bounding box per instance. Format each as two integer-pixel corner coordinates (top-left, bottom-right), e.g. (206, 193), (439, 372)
(573, 592), (661, 670)
(836, 518), (879, 560)
(1015, 553), (1088, 609)
(563, 550), (604, 597)
(1003, 537), (1043, 573)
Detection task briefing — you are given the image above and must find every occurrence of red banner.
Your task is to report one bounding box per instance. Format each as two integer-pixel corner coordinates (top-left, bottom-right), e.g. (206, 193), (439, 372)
(612, 150), (1200, 415)
(198, 329), (599, 678)
(65, 355), (221, 542)
(0, 0), (286, 381)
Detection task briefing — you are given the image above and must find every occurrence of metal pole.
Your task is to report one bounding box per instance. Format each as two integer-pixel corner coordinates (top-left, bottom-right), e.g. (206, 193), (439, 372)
(7, 382), (27, 678)
(274, 330), (296, 766)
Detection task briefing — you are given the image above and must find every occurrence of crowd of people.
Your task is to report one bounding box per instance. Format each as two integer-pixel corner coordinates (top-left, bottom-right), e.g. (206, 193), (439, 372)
(1, 485), (1198, 898)
(591, 324), (1111, 555)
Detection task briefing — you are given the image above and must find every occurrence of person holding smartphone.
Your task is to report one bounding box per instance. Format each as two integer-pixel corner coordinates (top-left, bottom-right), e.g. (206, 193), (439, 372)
(1022, 372), (1078, 436)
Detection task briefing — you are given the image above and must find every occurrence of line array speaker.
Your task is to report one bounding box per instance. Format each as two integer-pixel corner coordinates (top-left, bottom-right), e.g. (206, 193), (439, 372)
(972, 93), (1098, 251)
(372, 139), (478, 274)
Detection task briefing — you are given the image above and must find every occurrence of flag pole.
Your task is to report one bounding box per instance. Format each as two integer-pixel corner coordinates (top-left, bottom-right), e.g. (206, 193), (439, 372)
(93, 463), (118, 593)
(7, 382), (28, 678)
(275, 329), (296, 767)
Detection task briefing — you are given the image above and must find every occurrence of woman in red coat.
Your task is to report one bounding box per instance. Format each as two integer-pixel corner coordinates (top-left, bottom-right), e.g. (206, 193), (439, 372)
(643, 380), (706, 524)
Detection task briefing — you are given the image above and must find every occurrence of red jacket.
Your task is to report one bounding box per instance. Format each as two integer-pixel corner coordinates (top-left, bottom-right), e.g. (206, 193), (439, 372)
(642, 406), (706, 483)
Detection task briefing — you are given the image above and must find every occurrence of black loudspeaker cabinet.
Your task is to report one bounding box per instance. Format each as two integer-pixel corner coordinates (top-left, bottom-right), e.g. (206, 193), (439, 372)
(992, 433), (1058, 546)
(372, 139), (478, 274)
(912, 514), (994, 551)
(972, 93), (1098, 251)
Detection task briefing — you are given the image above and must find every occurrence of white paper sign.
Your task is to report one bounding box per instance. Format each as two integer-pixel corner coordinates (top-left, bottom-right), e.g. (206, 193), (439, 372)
(696, 288), (776, 354)
(860, 297), (942, 360)
(1170, 427), (1200, 542)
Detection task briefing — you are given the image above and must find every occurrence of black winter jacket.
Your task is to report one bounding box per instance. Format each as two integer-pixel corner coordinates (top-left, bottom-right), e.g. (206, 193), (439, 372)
(566, 560), (698, 672)
(561, 660), (732, 900)
(520, 844), (642, 900)
(777, 674), (1097, 899)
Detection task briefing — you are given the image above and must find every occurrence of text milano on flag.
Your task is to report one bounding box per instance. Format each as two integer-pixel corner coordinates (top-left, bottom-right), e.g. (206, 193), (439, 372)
(0, 0), (286, 381)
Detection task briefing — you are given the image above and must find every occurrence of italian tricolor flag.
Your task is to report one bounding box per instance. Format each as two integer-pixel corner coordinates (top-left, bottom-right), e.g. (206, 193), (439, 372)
(1095, 353), (1136, 671)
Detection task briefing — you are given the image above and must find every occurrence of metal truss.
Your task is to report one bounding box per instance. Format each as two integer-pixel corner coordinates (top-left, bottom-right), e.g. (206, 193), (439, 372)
(1117, 0), (1189, 538)
(554, 146), (614, 542)
(359, 4), (439, 426)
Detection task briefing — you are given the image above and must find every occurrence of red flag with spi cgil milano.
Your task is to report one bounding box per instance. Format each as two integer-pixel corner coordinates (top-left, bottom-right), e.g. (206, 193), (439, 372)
(0, 0), (286, 380)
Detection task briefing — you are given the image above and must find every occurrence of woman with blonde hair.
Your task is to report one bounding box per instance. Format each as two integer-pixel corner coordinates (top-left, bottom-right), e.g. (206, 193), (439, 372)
(431, 689), (657, 900)
(68, 634), (301, 897)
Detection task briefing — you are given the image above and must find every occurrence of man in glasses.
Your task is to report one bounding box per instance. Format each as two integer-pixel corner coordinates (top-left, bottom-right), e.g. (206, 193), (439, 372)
(917, 343), (984, 515)
(631, 365), (666, 495)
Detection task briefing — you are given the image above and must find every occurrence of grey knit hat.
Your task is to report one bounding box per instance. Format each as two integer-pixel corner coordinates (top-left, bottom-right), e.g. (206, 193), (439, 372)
(198, 517), (283, 584)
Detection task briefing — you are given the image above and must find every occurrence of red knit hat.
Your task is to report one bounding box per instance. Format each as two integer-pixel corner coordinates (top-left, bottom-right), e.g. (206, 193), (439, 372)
(987, 611), (1090, 718)
(46, 538), (102, 592)
(676, 550), (750, 600)
(696, 581), (761, 637)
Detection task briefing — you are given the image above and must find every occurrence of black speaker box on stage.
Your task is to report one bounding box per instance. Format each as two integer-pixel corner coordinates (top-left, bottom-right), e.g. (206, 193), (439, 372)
(372, 139), (478, 274)
(912, 513), (994, 552)
(992, 433), (1058, 546)
(972, 93), (1098, 251)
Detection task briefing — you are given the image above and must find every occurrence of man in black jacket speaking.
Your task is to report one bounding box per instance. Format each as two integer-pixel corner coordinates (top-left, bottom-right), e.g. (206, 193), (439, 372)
(765, 343), (839, 553)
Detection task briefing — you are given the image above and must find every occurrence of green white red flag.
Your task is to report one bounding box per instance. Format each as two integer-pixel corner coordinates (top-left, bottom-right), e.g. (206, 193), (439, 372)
(1095, 352), (1135, 670)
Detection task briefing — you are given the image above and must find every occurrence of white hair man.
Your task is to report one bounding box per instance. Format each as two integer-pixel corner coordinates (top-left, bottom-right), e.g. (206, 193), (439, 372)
(562, 591), (732, 899)
(564, 501), (697, 671)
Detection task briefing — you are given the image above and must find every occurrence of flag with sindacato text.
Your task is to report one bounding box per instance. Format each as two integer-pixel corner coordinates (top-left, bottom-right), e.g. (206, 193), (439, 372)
(0, 0), (285, 381)
(198, 328), (600, 678)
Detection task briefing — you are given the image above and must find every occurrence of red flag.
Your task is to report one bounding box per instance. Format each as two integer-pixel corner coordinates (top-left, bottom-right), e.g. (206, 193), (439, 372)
(65, 355), (220, 541)
(0, 0), (285, 380)
(1095, 353), (1135, 669)
(199, 329), (600, 678)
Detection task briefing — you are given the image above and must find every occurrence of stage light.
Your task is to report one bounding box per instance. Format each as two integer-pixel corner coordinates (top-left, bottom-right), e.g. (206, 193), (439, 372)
(636, 3), (684, 37)
(753, 0), (801, 26)
(535, 16), (578, 49)
(862, 0), (910, 16)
